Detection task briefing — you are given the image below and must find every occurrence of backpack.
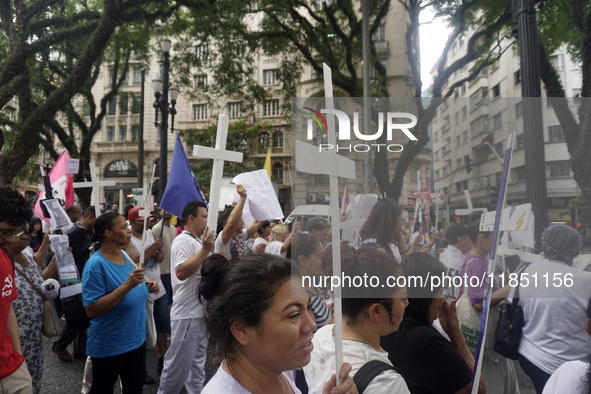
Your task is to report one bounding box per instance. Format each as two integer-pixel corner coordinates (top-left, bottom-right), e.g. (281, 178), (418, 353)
(353, 360), (401, 393)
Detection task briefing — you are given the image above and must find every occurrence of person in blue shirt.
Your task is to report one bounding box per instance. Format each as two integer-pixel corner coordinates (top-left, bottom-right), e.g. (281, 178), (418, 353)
(82, 210), (159, 394)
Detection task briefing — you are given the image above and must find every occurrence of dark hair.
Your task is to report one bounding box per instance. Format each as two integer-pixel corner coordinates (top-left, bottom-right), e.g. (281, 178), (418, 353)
(28, 217), (44, 236)
(291, 233), (322, 261)
(181, 200), (207, 223)
(218, 205), (234, 232)
(91, 211), (121, 245)
(402, 253), (447, 325)
(123, 203), (135, 220)
(199, 253), (297, 359)
(257, 221), (271, 236)
(65, 205), (77, 214)
(83, 206), (96, 218)
(467, 211), (489, 243)
(329, 244), (404, 325)
(359, 198), (402, 247)
(0, 186), (32, 226)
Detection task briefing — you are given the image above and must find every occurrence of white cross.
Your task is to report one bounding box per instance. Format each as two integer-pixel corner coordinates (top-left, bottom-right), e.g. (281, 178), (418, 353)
(73, 163), (116, 218)
(193, 114), (244, 233)
(137, 165), (157, 268)
(295, 63), (356, 383)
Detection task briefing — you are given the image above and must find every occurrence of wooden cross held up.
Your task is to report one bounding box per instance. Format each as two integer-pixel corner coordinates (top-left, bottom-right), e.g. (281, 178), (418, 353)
(193, 114), (244, 234)
(295, 63), (356, 383)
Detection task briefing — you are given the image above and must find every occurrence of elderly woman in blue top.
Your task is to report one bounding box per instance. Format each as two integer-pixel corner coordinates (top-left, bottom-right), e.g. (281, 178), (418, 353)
(82, 211), (159, 394)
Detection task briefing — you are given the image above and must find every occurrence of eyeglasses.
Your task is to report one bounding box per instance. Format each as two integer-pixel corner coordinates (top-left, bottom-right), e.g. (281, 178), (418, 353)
(0, 228), (22, 239)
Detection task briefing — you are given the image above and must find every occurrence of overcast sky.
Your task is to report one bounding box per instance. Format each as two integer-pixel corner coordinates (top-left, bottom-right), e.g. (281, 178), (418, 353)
(419, 8), (451, 89)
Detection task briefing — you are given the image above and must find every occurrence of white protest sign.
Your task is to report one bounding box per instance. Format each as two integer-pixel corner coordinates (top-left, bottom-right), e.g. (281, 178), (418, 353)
(479, 203), (532, 232)
(232, 169), (284, 221)
(42, 200), (73, 231)
(227, 190), (256, 228)
(66, 159), (80, 175)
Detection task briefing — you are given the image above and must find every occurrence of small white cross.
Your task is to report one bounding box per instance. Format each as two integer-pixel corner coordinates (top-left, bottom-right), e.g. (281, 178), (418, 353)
(193, 114), (244, 232)
(73, 163), (116, 218)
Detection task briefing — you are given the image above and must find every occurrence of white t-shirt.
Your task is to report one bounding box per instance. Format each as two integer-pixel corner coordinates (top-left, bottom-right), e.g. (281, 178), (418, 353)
(170, 231), (207, 320)
(214, 228), (248, 260)
(518, 259), (591, 374)
(542, 360), (589, 394)
(304, 324), (410, 394)
(130, 230), (165, 301)
(438, 245), (464, 300)
(265, 240), (285, 257)
(252, 237), (268, 252)
(203, 364), (301, 394)
(150, 221), (177, 275)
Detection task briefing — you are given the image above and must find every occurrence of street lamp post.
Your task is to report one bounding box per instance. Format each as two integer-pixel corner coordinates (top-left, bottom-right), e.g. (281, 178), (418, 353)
(152, 38), (179, 203)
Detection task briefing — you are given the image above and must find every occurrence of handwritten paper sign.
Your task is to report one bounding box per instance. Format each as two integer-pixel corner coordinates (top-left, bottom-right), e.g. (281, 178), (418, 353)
(66, 159), (80, 175)
(42, 199), (72, 231)
(232, 169), (284, 221)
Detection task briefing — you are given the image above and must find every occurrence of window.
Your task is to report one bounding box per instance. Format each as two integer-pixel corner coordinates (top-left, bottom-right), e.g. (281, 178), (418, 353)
(315, 175), (329, 184)
(273, 131), (284, 148)
(455, 111), (460, 125)
(263, 69), (278, 85)
(133, 67), (142, 85)
(492, 83), (500, 98)
(462, 106), (467, 119)
(119, 125), (127, 141)
(193, 104), (207, 120)
(108, 99), (116, 115)
(195, 45), (208, 60)
(493, 113), (502, 129)
(107, 126), (115, 141)
(104, 160), (138, 178)
(548, 125), (565, 142)
(433, 131), (438, 143)
(109, 69), (128, 85)
(456, 158), (462, 169)
(549, 161), (570, 177)
(194, 74), (207, 89)
(372, 24), (386, 43)
(470, 115), (489, 138)
(470, 87), (488, 111)
(120, 97), (128, 115)
(456, 135), (460, 147)
(228, 102), (242, 118)
(550, 54), (564, 71)
(435, 170), (440, 179)
(370, 60), (387, 78)
(131, 125), (139, 142)
(409, 166), (418, 183)
(434, 151), (438, 161)
(515, 101), (522, 118)
(494, 141), (504, 155)
(514, 69), (521, 85)
(513, 166), (525, 182)
(264, 100), (280, 116)
(131, 95), (140, 114)
(272, 163), (283, 180)
(462, 130), (468, 144)
(260, 132), (270, 150)
(517, 134), (524, 149)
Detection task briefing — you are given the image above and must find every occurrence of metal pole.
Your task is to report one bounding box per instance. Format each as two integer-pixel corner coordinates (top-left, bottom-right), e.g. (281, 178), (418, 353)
(512, 0), (548, 251)
(362, 0), (373, 193)
(158, 51), (170, 203)
(138, 69), (145, 188)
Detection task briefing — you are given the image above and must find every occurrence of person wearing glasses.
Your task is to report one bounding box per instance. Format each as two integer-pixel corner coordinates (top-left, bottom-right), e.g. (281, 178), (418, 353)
(0, 185), (34, 393)
(7, 226), (57, 393)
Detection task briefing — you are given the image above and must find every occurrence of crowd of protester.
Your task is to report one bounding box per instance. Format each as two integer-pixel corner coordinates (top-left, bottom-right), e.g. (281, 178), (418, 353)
(2, 184), (591, 394)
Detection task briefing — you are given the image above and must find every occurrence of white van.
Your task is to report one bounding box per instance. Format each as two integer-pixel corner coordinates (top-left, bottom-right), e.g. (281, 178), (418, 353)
(284, 204), (330, 229)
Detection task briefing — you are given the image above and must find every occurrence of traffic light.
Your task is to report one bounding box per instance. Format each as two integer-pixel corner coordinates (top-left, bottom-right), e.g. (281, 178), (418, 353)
(490, 185), (500, 201)
(465, 156), (472, 173)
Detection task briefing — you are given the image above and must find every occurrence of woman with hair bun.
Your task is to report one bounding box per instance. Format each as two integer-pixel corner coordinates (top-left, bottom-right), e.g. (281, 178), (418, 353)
(82, 211), (159, 393)
(304, 246), (410, 394)
(199, 253), (357, 394)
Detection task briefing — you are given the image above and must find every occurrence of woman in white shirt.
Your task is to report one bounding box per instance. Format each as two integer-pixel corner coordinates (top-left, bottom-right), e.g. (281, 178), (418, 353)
(304, 246), (410, 394)
(199, 253), (357, 394)
(543, 296), (591, 394)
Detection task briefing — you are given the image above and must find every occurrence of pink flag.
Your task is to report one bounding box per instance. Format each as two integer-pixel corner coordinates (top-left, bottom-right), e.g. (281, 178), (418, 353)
(35, 151), (75, 220)
(341, 185), (348, 214)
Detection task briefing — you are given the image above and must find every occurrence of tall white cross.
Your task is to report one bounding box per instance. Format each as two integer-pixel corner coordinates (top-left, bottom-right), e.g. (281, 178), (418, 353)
(193, 114), (244, 232)
(295, 63), (356, 382)
(138, 165), (157, 268)
(73, 163), (116, 218)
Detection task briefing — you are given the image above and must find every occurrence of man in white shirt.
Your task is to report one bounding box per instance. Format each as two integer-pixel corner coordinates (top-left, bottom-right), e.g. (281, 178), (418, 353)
(158, 201), (215, 394)
(438, 222), (472, 300)
(214, 185), (261, 260)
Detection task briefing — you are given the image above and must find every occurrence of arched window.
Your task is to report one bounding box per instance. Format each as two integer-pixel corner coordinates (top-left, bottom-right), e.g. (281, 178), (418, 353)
(272, 162), (283, 180)
(273, 131), (284, 148)
(104, 160), (138, 178)
(260, 132), (269, 150)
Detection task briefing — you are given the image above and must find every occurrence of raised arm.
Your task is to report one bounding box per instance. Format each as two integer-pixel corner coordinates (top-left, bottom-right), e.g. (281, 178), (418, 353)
(221, 185), (247, 244)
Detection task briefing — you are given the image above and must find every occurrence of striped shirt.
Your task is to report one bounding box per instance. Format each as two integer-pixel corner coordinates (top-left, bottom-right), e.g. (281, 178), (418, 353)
(309, 291), (331, 332)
